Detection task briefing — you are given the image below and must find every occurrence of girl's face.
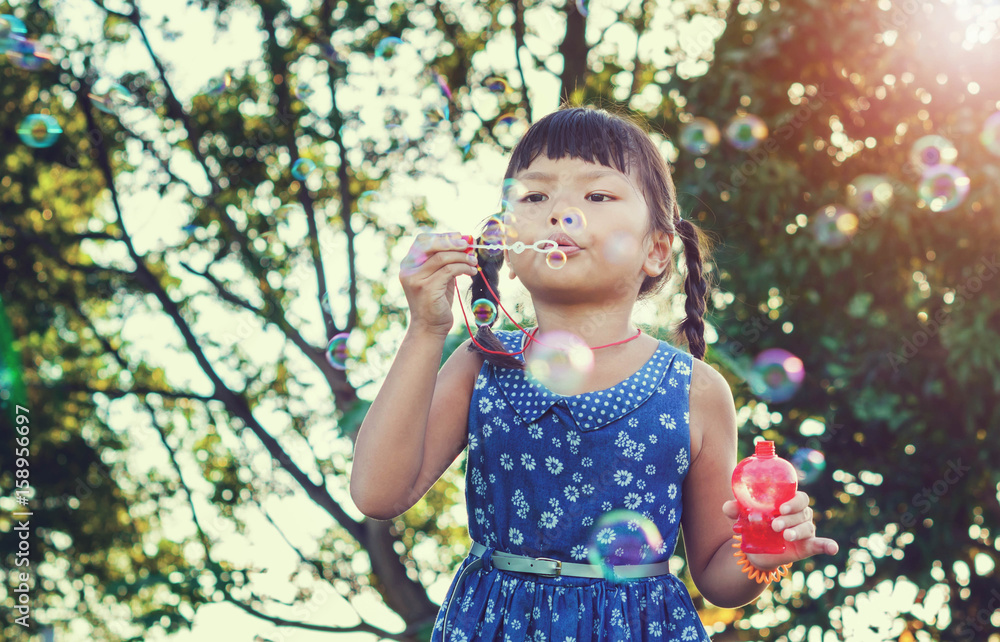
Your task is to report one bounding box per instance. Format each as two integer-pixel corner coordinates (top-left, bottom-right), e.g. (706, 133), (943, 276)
(504, 155), (672, 302)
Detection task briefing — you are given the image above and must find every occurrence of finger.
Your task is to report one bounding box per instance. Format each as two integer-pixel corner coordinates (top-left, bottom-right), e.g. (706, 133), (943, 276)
(773, 505), (813, 532)
(783, 518), (816, 542)
(796, 537), (839, 557)
(779, 491), (810, 515)
(721, 500), (740, 519)
(404, 249), (476, 280)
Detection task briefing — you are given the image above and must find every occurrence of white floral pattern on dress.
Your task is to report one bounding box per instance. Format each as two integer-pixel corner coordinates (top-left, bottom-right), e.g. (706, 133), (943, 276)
(432, 330), (710, 642)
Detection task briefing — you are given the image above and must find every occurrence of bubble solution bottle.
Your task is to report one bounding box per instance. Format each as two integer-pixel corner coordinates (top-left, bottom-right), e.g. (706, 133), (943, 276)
(731, 440), (798, 554)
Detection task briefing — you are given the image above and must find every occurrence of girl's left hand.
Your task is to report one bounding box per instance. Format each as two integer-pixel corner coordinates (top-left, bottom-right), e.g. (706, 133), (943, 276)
(722, 491), (839, 568)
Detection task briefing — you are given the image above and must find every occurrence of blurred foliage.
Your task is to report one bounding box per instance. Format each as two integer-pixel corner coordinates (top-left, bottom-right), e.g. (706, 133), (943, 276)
(1, 0), (999, 641)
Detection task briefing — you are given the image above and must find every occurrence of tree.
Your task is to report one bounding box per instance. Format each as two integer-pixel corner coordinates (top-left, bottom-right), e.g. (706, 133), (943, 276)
(2, 0), (998, 641)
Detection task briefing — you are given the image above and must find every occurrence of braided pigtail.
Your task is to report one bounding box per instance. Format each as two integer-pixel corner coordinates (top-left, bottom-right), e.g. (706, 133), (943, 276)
(465, 240), (525, 370)
(673, 210), (712, 361)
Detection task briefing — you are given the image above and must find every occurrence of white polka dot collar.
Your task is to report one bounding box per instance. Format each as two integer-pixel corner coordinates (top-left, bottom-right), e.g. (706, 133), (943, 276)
(490, 329), (676, 432)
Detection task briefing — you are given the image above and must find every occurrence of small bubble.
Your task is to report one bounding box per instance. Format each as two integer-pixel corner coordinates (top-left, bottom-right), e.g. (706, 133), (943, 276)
(471, 299), (498, 326)
(325, 333), (351, 370)
(17, 114), (62, 148)
(375, 36), (403, 60)
(811, 204), (858, 248)
(483, 76), (511, 94)
(918, 165), (970, 212)
(291, 158), (318, 181)
(846, 175), (894, 218)
(558, 207), (587, 236)
(679, 118), (721, 155)
(725, 114), (769, 151)
(206, 71), (233, 95)
(545, 249), (568, 270)
(909, 135), (958, 171)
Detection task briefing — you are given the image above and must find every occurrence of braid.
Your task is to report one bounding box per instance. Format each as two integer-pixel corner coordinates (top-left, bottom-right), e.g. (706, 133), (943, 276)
(674, 213), (711, 361)
(465, 239), (525, 370)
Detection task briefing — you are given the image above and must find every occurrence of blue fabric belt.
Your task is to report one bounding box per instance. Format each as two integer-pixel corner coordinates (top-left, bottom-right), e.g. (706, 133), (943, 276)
(442, 539), (673, 640)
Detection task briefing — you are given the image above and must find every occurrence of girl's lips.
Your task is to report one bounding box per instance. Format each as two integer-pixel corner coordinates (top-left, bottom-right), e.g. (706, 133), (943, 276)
(555, 245), (581, 256)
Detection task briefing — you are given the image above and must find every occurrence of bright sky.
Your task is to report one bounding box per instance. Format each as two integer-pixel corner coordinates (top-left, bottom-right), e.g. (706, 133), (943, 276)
(26, 0), (1000, 639)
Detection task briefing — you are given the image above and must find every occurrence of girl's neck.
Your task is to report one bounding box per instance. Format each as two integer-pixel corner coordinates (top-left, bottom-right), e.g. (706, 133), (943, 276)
(531, 308), (639, 349)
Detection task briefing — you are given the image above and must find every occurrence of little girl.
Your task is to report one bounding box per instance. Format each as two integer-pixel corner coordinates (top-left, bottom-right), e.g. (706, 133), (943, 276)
(350, 106), (839, 640)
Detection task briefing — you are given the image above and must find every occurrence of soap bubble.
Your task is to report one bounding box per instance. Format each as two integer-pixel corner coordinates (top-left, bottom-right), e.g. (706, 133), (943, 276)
(748, 348), (805, 403)
(0, 15), (27, 53)
(791, 448), (826, 484)
(295, 83), (315, 101)
(576, 0), (589, 16)
(525, 330), (593, 395)
(909, 135), (957, 170)
(89, 82), (137, 115)
(430, 68), (453, 101)
(493, 112), (528, 149)
(482, 216), (506, 255)
(602, 230), (640, 265)
(206, 71), (233, 95)
(274, 204), (303, 226)
(358, 191), (379, 211)
(6, 36), (51, 70)
(846, 174), (894, 218)
(679, 118), (720, 155)
(483, 76), (511, 94)
(545, 249), (568, 270)
(725, 114), (768, 151)
(472, 299), (498, 326)
(918, 165), (970, 212)
(325, 333), (351, 370)
(586, 510), (664, 583)
(981, 112), (1000, 156)
(320, 292), (332, 314)
(556, 207), (588, 236)
(17, 114), (62, 148)
(811, 204), (859, 248)
(291, 158), (318, 181)
(375, 36), (403, 60)
(501, 178), (528, 213)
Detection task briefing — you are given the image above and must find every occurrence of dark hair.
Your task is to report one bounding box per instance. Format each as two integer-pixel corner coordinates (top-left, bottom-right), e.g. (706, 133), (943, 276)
(466, 105), (713, 367)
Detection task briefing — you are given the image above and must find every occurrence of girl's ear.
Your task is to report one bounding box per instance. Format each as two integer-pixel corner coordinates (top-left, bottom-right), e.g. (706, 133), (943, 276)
(642, 230), (673, 278)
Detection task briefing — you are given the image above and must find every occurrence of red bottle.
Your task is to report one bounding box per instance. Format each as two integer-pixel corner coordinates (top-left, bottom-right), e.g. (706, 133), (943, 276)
(731, 440), (798, 554)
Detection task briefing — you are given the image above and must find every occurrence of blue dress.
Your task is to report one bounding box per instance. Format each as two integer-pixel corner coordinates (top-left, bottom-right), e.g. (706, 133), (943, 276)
(430, 329), (713, 642)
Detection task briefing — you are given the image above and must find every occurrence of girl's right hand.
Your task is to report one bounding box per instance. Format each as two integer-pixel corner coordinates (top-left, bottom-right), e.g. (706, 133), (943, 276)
(400, 232), (479, 337)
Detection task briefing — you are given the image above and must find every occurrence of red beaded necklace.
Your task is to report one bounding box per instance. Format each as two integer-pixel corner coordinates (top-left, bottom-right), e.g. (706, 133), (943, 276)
(454, 266), (643, 356)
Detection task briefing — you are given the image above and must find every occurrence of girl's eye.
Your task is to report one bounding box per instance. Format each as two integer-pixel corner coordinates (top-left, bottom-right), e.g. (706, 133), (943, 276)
(589, 193), (613, 202)
(523, 193), (546, 203)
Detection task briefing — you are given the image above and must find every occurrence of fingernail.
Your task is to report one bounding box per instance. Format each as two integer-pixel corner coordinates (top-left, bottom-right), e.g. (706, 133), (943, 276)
(786, 531), (797, 541)
(772, 520), (784, 531)
(468, 254), (477, 264)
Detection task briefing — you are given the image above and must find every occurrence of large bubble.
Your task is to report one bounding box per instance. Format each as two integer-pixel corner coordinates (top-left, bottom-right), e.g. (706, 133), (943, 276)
(586, 509), (665, 583)
(791, 448), (826, 484)
(679, 118), (721, 155)
(918, 165), (970, 212)
(748, 348), (805, 403)
(525, 330), (594, 395)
